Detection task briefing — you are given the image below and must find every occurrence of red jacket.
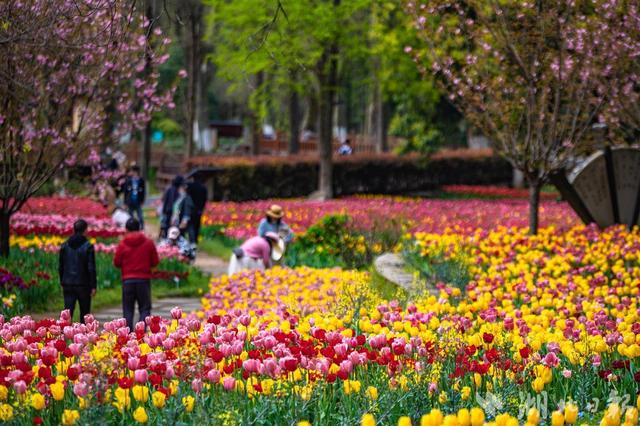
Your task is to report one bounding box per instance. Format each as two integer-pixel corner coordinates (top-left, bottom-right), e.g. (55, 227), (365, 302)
(113, 232), (159, 281)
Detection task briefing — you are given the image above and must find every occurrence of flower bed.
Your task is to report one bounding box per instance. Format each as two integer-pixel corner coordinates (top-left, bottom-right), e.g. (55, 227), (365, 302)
(202, 196), (577, 240)
(9, 235), (180, 259)
(21, 197), (108, 217)
(10, 213), (122, 238)
(441, 185), (559, 200)
(0, 219), (637, 424)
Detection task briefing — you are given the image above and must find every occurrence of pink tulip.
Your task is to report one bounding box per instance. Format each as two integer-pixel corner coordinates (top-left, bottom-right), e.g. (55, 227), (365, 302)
(134, 369), (148, 383)
(207, 369), (220, 383)
(192, 378), (203, 393)
(127, 357), (140, 370)
(13, 380), (27, 394)
(60, 310), (71, 322)
(170, 307), (182, 320)
(223, 376), (236, 391)
(74, 382), (89, 397)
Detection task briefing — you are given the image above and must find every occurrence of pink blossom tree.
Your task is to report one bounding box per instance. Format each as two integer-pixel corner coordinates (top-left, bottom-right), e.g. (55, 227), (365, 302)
(405, 0), (617, 234)
(602, 2), (640, 139)
(0, 0), (176, 256)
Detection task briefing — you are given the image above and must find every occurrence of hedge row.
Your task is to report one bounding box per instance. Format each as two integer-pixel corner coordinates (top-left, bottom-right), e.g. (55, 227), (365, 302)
(187, 152), (513, 201)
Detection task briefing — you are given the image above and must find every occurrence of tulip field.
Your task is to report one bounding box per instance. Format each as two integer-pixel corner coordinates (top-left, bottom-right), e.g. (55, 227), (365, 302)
(0, 194), (639, 425)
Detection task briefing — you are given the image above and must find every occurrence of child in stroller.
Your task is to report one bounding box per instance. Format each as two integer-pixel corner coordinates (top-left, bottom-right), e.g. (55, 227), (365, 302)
(160, 227), (196, 261)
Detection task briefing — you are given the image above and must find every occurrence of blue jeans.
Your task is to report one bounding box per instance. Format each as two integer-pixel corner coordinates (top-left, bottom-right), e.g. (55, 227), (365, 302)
(127, 204), (144, 229)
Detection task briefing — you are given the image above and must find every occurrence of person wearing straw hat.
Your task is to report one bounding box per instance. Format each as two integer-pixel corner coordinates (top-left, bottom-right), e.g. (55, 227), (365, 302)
(228, 232), (285, 276)
(258, 204), (294, 244)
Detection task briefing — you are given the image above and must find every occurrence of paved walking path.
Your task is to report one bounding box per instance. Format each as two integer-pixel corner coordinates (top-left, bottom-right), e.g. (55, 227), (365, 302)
(92, 207), (227, 323)
(374, 252), (437, 296)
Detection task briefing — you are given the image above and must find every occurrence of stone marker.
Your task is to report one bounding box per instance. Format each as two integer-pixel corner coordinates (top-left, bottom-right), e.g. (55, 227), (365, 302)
(611, 147), (640, 227)
(568, 151), (614, 228)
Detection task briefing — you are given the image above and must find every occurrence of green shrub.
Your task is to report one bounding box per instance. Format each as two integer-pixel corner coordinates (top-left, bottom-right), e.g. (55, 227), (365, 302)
(284, 214), (406, 270)
(187, 153), (512, 201)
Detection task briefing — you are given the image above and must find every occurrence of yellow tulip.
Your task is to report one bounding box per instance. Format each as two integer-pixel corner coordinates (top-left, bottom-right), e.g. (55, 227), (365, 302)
(152, 391), (166, 408)
(527, 407), (541, 425)
(182, 395), (195, 413)
(625, 407), (638, 425)
(0, 403), (13, 422)
(62, 409), (80, 426)
(133, 406), (148, 424)
(457, 409), (470, 426)
(366, 386), (378, 400)
(551, 411), (564, 426)
(362, 414), (376, 426)
(564, 403), (579, 424)
(50, 382), (65, 401)
(398, 417), (412, 426)
(0, 386), (7, 401)
(31, 392), (46, 410)
(132, 385), (149, 403)
(470, 408), (485, 426)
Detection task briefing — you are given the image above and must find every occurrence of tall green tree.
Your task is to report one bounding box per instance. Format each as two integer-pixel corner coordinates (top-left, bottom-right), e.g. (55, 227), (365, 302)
(206, 0), (370, 198)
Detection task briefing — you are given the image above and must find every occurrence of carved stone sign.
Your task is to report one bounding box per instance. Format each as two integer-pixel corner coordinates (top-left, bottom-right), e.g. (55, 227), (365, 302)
(611, 147), (640, 227)
(567, 151), (614, 228)
(553, 147), (640, 229)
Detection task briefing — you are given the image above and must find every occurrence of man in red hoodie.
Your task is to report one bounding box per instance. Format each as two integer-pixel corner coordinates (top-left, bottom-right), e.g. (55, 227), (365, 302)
(114, 218), (159, 331)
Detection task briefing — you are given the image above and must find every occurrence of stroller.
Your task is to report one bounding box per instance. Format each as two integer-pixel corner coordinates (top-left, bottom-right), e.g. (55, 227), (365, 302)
(160, 227), (196, 261)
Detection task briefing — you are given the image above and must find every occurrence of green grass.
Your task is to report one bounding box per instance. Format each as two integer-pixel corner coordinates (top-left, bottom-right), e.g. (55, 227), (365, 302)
(199, 237), (234, 259)
(198, 225), (238, 259)
(31, 267), (209, 322)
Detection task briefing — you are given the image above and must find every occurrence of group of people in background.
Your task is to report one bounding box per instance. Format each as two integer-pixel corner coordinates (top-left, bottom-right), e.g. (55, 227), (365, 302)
(158, 174), (208, 260)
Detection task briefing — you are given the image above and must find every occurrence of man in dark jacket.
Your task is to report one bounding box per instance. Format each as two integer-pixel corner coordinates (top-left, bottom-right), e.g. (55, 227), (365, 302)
(159, 175), (184, 239)
(114, 218), (159, 331)
(122, 165), (146, 230)
(59, 219), (97, 323)
(187, 176), (208, 243)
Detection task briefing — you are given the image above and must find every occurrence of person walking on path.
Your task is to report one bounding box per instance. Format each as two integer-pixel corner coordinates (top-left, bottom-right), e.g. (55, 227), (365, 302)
(122, 165), (146, 230)
(258, 204), (294, 244)
(114, 218), (159, 331)
(187, 176), (208, 243)
(228, 232), (285, 276)
(160, 175), (184, 239)
(172, 181), (196, 244)
(58, 219), (97, 323)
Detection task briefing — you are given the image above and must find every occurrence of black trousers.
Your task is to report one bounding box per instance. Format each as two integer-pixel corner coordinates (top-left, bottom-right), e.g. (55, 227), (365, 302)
(63, 286), (92, 324)
(193, 214), (202, 243)
(122, 279), (152, 331)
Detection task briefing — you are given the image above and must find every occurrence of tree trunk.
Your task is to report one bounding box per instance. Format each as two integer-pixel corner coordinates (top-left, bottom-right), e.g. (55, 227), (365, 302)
(375, 81), (387, 153)
(141, 0), (156, 178)
(250, 72), (264, 156)
(142, 123), (152, 180)
(318, 45), (338, 199)
(528, 178), (541, 235)
(185, 10), (201, 159)
(289, 85), (301, 154)
(0, 211), (10, 258)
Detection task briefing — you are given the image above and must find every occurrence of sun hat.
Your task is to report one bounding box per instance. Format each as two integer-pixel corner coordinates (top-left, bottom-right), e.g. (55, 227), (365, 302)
(264, 232), (286, 261)
(265, 204), (284, 219)
(168, 227), (181, 239)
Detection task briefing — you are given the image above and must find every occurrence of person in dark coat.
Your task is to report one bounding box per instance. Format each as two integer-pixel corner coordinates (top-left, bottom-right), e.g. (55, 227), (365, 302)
(159, 175), (184, 239)
(59, 219), (97, 323)
(172, 182), (196, 244)
(122, 165), (146, 230)
(187, 176), (208, 243)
